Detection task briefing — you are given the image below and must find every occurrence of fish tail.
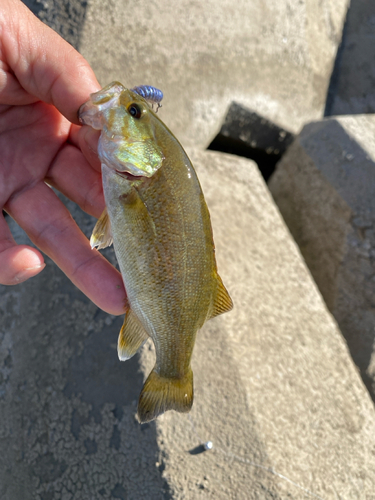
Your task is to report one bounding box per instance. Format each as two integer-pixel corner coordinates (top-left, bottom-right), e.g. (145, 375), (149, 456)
(137, 368), (193, 423)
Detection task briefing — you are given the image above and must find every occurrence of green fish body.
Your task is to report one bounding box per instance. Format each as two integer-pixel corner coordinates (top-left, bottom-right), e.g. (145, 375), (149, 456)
(79, 82), (233, 423)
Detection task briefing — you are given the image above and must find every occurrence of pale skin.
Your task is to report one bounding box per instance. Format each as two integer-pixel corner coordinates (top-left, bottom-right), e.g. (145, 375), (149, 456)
(0, 0), (126, 315)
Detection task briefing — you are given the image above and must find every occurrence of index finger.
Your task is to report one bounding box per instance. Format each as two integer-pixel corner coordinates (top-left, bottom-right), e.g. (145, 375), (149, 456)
(0, 0), (100, 123)
(6, 180), (127, 316)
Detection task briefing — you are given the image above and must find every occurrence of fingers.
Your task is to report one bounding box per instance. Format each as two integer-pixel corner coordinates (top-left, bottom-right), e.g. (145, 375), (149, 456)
(0, 0), (100, 122)
(45, 141), (104, 219)
(6, 181), (127, 315)
(0, 214), (45, 285)
(0, 246), (45, 284)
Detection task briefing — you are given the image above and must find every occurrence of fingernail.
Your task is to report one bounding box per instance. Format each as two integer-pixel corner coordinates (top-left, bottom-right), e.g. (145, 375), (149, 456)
(14, 264), (46, 284)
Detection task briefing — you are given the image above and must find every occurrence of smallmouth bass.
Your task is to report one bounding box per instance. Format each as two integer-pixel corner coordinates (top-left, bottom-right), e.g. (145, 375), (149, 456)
(79, 82), (233, 423)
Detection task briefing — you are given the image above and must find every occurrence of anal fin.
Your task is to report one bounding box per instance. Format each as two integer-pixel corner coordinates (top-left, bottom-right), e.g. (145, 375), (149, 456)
(208, 274), (233, 319)
(118, 309), (149, 361)
(90, 208), (113, 250)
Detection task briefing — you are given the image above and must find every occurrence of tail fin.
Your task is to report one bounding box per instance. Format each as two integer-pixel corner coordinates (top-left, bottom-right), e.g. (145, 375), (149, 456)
(137, 368), (193, 423)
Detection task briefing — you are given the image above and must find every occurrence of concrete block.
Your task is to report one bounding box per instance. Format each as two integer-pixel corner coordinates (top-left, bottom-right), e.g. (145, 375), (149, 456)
(1, 150), (375, 499)
(325, 2), (375, 116)
(269, 115), (375, 402)
(78, 0), (350, 148)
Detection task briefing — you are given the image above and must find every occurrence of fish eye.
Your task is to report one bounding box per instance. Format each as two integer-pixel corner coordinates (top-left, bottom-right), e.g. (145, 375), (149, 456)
(128, 103), (142, 119)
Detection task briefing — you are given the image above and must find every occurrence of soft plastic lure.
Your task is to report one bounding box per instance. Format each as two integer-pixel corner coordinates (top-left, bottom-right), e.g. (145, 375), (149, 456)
(131, 85), (163, 111)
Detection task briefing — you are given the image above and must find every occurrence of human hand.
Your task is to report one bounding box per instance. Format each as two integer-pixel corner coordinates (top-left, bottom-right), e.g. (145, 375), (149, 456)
(0, 0), (126, 315)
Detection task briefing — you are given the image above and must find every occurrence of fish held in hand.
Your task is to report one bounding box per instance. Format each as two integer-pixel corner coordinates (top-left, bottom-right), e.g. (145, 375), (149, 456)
(79, 82), (233, 423)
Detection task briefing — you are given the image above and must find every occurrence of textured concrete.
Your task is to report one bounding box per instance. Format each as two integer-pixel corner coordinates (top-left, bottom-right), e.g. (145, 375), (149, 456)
(325, 1), (375, 116)
(23, 0), (88, 49)
(269, 115), (375, 403)
(2, 152), (375, 499)
(77, 0), (349, 148)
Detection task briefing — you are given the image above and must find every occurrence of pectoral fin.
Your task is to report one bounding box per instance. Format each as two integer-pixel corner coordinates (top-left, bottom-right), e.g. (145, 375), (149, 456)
(90, 208), (113, 250)
(208, 274), (233, 320)
(118, 309), (149, 361)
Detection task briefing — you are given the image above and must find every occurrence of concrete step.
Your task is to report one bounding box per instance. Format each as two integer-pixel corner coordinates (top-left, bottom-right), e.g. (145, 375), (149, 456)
(1, 150), (375, 499)
(269, 114), (375, 404)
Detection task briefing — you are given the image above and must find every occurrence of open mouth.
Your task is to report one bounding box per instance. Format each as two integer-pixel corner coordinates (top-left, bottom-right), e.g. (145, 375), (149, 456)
(115, 170), (145, 181)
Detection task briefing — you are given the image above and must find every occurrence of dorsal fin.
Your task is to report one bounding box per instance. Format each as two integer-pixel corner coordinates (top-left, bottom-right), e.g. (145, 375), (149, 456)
(90, 208), (113, 250)
(118, 309), (149, 361)
(208, 274), (233, 320)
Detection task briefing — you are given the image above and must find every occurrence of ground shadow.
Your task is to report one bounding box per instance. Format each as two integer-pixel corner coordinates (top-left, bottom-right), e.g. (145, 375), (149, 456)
(0, 205), (171, 499)
(325, 0), (375, 116)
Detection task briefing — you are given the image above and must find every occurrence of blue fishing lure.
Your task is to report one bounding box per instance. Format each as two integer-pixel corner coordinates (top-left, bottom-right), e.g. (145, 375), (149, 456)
(131, 85), (163, 111)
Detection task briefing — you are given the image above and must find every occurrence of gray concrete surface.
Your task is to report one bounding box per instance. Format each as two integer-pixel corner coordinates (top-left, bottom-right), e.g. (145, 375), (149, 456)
(77, 0), (349, 148)
(2, 151), (375, 499)
(23, 0), (88, 49)
(325, 1), (375, 116)
(269, 115), (375, 403)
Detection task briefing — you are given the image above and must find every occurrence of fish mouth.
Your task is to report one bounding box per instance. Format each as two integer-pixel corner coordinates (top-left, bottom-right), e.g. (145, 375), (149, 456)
(115, 170), (146, 181)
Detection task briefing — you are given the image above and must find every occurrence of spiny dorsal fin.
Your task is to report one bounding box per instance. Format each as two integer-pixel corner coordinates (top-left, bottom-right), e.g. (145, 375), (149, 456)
(208, 274), (233, 320)
(137, 367), (193, 423)
(90, 208), (113, 250)
(118, 309), (149, 361)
